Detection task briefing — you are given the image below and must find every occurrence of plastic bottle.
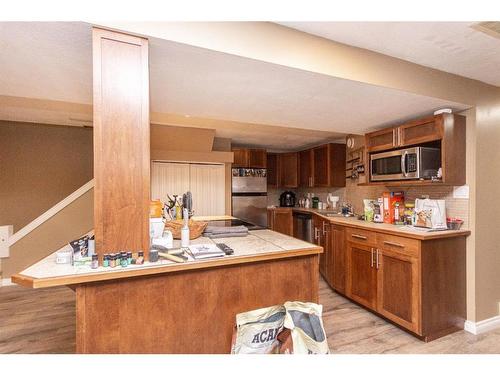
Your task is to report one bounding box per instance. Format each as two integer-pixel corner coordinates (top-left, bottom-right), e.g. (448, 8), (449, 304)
(181, 208), (190, 247)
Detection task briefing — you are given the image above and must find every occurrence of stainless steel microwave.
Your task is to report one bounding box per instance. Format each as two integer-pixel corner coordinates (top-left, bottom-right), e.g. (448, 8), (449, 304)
(370, 147), (441, 181)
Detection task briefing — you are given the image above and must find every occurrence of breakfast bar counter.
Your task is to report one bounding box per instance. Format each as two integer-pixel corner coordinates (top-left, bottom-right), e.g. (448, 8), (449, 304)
(12, 227), (321, 354)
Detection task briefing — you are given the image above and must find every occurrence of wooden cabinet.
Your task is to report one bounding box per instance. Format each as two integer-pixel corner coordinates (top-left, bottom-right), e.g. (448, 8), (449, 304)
(313, 216), (329, 279)
(330, 225), (346, 293)
(347, 241), (377, 310)
(299, 144), (346, 188)
(278, 152), (298, 188)
(248, 149), (267, 168)
(232, 148), (267, 168)
(364, 114), (466, 186)
(341, 225), (466, 340)
(365, 127), (398, 152)
(267, 208), (293, 236)
(376, 248), (420, 332)
(266, 153), (278, 188)
(299, 149), (314, 187)
(313, 144), (329, 187)
(232, 148), (249, 168)
(398, 116), (443, 146)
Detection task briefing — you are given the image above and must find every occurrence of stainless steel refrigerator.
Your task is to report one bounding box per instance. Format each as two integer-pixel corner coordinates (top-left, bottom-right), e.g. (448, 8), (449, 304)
(231, 168), (267, 227)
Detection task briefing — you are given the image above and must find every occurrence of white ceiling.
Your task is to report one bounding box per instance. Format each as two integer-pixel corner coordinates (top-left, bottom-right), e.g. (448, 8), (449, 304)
(279, 22), (500, 87)
(0, 22), (469, 150)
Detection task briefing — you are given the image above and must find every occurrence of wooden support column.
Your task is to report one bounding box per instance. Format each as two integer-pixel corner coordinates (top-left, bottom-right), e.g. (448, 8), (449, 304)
(92, 28), (150, 260)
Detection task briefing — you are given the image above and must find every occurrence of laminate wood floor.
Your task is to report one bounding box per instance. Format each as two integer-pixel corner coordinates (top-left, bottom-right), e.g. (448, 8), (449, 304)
(1, 279), (499, 354)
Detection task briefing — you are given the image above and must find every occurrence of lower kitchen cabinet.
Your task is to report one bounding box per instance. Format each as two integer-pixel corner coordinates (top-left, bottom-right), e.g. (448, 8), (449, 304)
(341, 226), (466, 341)
(313, 215), (328, 278)
(376, 248), (420, 332)
(267, 208), (293, 236)
(330, 225), (346, 293)
(346, 241), (377, 310)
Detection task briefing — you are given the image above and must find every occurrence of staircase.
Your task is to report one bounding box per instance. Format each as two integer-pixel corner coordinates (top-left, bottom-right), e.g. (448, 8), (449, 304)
(0, 180), (94, 285)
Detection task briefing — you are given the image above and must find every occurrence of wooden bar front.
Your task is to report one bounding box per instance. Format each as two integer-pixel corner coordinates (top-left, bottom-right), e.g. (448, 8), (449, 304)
(75, 254), (319, 353)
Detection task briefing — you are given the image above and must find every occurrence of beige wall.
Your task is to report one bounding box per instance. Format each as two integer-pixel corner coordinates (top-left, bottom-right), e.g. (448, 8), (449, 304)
(474, 99), (500, 320)
(0, 121), (93, 232)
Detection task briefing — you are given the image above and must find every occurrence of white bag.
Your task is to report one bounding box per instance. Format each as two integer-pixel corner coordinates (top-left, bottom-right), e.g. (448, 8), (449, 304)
(231, 304), (286, 354)
(414, 198), (447, 230)
(280, 301), (330, 354)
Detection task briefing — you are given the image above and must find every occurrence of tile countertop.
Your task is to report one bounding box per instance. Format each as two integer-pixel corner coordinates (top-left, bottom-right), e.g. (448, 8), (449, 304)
(13, 228), (321, 288)
(271, 206), (471, 240)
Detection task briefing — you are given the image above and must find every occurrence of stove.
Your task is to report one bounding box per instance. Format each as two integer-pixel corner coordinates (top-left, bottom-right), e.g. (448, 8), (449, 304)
(206, 219), (264, 231)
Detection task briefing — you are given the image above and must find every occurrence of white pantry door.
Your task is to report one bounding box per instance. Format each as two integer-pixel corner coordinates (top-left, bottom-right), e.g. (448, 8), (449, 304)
(189, 164), (226, 216)
(151, 161), (226, 217)
(151, 162), (190, 202)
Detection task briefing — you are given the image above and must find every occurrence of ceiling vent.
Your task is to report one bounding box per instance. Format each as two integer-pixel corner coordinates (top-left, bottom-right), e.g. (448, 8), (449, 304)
(470, 22), (500, 40)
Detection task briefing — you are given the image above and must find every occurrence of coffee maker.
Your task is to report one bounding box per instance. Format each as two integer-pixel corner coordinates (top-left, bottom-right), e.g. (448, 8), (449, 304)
(279, 191), (296, 207)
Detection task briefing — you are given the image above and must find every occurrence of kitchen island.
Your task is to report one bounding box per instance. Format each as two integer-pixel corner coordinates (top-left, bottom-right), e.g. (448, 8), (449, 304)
(12, 225), (321, 354)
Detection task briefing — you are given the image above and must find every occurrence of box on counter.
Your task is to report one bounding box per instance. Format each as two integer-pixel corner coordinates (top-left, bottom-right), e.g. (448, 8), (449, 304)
(382, 191), (404, 224)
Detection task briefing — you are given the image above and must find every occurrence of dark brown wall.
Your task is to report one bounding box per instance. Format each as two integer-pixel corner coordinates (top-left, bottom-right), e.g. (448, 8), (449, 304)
(0, 121), (93, 231)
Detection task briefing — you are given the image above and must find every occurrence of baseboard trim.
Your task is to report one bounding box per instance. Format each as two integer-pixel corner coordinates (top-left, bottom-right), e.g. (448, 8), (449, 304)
(465, 315), (500, 335)
(1, 277), (13, 286)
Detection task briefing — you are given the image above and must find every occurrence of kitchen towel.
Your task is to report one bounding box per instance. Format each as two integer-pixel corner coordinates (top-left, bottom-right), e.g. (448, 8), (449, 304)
(203, 225), (249, 238)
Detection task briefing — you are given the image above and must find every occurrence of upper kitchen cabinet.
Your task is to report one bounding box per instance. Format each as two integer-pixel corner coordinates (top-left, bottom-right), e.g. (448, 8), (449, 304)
(313, 143), (346, 188)
(364, 113), (466, 186)
(398, 115), (443, 146)
(232, 148), (267, 168)
(248, 149), (267, 168)
(266, 153), (278, 188)
(299, 149), (314, 187)
(365, 127), (398, 152)
(299, 143), (347, 188)
(279, 152), (299, 188)
(232, 148), (249, 167)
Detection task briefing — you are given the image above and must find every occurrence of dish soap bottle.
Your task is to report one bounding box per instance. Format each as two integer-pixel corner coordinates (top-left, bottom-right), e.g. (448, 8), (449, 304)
(181, 208), (190, 247)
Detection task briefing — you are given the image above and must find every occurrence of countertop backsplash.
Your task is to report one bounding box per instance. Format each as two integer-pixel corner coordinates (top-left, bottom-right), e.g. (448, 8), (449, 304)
(267, 181), (469, 229)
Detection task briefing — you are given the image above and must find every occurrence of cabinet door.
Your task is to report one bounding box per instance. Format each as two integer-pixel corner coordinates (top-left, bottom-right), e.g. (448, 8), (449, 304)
(248, 149), (267, 168)
(298, 149), (313, 187)
(266, 153), (278, 188)
(279, 152), (298, 188)
(398, 116), (443, 147)
(365, 128), (397, 152)
(271, 208), (293, 236)
(313, 217), (326, 277)
(232, 148), (249, 168)
(377, 249), (420, 333)
(347, 242), (377, 310)
(330, 225), (346, 293)
(313, 144), (330, 187)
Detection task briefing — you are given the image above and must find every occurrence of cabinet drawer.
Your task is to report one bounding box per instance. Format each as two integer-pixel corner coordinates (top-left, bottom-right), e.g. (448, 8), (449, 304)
(345, 227), (377, 245)
(377, 233), (419, 257)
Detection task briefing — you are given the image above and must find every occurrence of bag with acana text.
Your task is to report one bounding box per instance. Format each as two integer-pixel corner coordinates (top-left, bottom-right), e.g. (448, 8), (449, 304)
(231, 304), (286, 354)
(277, 301), (329, 354)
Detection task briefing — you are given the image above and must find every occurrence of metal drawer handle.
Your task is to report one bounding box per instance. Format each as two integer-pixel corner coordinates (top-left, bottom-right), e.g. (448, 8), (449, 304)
(370, 248), (374, 268)
(376, 249), (380, 269)
(352, 234), (367, 240)
(383, 240), (405, 248)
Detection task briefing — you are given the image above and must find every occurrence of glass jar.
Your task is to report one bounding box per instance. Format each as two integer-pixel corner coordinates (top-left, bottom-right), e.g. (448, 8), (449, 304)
(103, 254), (109, 267)
(404, 203), (415, 226)
(136, 251), (144, 265)
(91, 254), (99, 269)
